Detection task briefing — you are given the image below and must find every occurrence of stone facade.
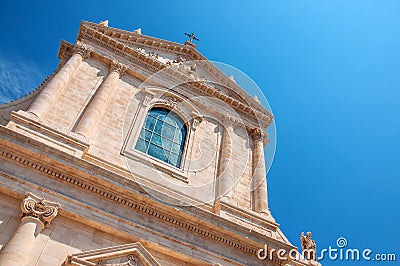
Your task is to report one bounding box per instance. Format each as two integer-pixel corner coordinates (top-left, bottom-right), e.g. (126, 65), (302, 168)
(0, 21), (316, 265)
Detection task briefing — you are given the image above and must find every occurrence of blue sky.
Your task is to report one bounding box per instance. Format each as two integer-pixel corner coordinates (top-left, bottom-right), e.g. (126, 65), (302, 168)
(1, 1), (399, 265)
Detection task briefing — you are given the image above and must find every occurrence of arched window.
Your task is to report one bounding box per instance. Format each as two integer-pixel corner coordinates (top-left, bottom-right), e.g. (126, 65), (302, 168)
(135, 107), (187, 168)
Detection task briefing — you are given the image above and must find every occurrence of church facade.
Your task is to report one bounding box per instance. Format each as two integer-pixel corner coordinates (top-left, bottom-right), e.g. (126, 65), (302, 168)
(0, 21), (316, 266)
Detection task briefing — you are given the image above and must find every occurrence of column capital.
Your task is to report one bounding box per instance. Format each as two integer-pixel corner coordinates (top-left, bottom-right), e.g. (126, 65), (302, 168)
(73, 41), (93, 59)
(110, 60), (128, 77)
(250, 127), (269, 145)
(21, 192), (61, 228)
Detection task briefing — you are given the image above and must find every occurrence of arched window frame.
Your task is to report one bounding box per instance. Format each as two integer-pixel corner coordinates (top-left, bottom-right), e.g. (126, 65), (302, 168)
(122, 90), (202, 183)
(135, 107), (187, 168)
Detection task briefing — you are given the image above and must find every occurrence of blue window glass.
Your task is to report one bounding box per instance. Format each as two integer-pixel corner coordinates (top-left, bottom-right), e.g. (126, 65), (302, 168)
(135, 108), (186, 167)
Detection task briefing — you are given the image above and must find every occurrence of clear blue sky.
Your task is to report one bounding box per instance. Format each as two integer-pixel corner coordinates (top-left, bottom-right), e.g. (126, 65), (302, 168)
(1, 1), (399, 265)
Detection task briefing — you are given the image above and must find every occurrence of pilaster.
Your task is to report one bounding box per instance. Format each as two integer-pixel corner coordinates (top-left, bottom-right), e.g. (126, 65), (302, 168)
(28, 41), (92, 119)
(75, 60), (127, 140)
(250, 127), (270, 214)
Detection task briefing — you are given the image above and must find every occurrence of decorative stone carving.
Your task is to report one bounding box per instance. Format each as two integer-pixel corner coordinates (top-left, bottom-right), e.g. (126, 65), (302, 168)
(73, 41), (93, 59)
(188, 62), (196, 73)
(300, 231), (317, 261)
(250, 127), (269, 145)
(133, 28), (142, 34)
(173, 55), (186, 64)
(21, 192), (61, 227)
(140, 89), (155, 107)
(148, 52), (159, 60)
(71, 22), (274, 127)
(156, 97), (178, 108)
(222, 114), (240, 128)
(135, 47), (145, 54)
(191, 116), (203, 131)
(99, 20), (109, 27)
(110, 60), (128, 77)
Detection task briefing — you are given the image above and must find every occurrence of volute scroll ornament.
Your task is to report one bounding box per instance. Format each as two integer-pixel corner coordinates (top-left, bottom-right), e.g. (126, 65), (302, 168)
(21, 192), (61, 227)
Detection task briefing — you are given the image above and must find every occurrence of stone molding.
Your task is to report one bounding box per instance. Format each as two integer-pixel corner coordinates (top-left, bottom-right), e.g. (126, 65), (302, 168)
(0, 146), (288, 261)
(65, 242), (160, 266)
(21, 192), (61, 227)
(221, 114), (242, 128)
(78, 21), (271, 120)
(70, 23), (274, 129)
(61, 38), (272, 130)
(154, 96), (178, 108)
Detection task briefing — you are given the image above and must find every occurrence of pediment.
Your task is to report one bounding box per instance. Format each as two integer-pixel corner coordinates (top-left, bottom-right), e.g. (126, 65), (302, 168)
(64, 242), (161, 266)
(75, 21), (273, 127)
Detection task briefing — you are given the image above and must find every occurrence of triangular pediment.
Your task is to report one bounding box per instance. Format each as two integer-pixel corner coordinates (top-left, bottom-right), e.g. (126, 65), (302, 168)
(73, 21), (273, 128)
(64, 242), (161, 266)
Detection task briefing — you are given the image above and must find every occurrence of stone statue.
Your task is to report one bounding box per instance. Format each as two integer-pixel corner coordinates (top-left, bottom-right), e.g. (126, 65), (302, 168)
(300, 231), (316, 261)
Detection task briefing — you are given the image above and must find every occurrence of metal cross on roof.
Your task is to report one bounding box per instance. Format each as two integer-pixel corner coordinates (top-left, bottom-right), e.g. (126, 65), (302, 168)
(184, 33), (199, 43)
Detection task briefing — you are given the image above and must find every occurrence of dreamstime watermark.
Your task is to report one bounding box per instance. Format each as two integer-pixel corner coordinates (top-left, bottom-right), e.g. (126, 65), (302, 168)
(257, 237), (397, 262)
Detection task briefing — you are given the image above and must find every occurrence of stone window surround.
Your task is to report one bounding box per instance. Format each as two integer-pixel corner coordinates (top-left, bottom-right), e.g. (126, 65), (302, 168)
(122, 88), (202, 183)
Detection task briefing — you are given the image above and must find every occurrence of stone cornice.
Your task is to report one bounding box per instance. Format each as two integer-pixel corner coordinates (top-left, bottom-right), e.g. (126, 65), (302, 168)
(70, 21), (273, 130)
(78, 21), (271, 118)
(0, 125), (296, 263)
(59, 39), (271, 131)
(0, 146), (288, 262)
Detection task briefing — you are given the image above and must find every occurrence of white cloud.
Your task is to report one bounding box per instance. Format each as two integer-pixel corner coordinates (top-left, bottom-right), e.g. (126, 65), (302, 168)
(0, 56), (45, 104)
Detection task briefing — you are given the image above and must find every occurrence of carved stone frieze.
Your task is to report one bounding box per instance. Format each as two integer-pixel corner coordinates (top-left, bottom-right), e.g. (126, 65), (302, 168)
(134, 47), (145, 54)
(148, 52), (159, 60)
(221, 114), (241, 128)
(66, 28), (273, 127)
(155, 97), (178, 108)
(76, 22), (274, 128)
(0, 148), (264, 256)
